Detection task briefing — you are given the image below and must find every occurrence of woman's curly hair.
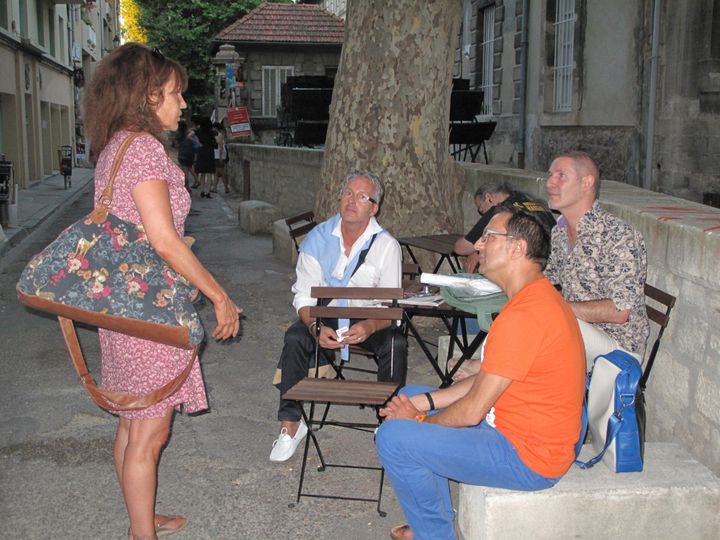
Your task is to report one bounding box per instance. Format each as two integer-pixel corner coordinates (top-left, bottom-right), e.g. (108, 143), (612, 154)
(83, 43), (187, 162)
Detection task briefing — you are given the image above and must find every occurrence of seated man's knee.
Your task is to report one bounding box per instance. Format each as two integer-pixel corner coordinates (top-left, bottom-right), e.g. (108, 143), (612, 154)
(376, 420), (404, 458)
(376, 420), (419, 461)
(398, 384), (429, 398)
(284, 321), (310, 344)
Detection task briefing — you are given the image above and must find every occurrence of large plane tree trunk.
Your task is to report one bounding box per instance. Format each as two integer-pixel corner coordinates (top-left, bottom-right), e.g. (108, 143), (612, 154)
(316, 0), (464, 242)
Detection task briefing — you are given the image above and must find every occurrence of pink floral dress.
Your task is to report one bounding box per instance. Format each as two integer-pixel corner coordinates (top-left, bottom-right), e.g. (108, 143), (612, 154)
(94, 131), (208, 419)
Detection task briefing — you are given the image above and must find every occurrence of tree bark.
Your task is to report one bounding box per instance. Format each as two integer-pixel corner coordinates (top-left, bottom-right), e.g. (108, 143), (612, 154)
(316, 0), (464, 243)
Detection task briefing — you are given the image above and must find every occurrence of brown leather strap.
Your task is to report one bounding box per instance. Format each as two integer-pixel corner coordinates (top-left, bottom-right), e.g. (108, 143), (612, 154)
(58, 316), (199, 411)
(90, 132), (144, 224)
(18, 290), (192, 349)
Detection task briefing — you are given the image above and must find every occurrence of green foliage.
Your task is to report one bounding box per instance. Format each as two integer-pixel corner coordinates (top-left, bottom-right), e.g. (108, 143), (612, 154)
(134, 0), (269, 114)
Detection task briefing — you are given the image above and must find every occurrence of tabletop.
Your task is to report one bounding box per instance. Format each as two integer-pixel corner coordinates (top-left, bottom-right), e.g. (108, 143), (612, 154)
(398, 233), (463, 273)
(398, 233), (462, 255)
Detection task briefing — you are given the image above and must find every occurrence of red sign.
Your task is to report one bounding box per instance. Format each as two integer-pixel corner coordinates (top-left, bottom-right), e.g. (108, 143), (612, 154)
(227, 106), (252, 138)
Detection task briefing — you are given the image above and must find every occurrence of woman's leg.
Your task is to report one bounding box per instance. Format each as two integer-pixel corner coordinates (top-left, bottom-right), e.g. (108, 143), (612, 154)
(188, 166), (199, 188)
(117, 408), (174, 539)
(219, 166), (229, 192)
(189, 165), (199, 188)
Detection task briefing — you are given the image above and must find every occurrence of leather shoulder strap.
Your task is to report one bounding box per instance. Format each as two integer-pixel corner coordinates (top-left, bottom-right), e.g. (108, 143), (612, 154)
(90, 132), (145, 224)
(58, 316), (198, 412)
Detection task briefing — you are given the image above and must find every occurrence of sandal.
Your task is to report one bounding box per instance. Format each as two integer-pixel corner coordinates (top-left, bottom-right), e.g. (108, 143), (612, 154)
(390, 524), (413, 540)
(155, 515), (187, 537)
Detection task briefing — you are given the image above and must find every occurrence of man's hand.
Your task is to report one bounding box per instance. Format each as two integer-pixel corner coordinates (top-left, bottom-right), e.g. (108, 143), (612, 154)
(463, 252), (480, 273)
(317, 325), (345, 349)
(341, 320), (374, 345)
(379, 393), (422, 421)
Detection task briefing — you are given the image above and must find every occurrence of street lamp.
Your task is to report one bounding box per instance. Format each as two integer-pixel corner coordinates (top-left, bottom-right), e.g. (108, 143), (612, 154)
(112, 35), (120, 48)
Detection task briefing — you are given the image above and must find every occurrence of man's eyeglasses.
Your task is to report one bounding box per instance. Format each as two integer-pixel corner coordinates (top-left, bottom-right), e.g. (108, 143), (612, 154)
(340, 189), (377, 205)
(479, 230), (515, 242)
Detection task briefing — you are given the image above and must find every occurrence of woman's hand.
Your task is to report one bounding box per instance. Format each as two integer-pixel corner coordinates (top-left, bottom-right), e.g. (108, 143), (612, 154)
(212, 295), (242, 340)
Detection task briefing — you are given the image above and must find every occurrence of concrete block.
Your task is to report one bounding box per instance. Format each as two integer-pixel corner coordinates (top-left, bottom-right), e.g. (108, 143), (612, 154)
(437, 334), (483, 373)
(457, 443), (720, 540)
(238, 200), (282, 235)
(272, 218), (298, 266)
(696, 370), (720, 424)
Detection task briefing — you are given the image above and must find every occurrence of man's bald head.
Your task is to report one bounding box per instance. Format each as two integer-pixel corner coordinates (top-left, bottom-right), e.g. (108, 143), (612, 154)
(555, 151), (601, 199)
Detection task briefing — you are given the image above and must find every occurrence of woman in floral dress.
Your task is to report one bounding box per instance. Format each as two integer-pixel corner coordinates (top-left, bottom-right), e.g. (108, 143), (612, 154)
(84, 43), (242, 540)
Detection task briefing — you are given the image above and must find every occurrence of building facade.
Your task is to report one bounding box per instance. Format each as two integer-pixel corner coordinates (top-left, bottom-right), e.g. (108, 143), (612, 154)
(0, 0), (119, 189)
(213, 2), (343, 144)
(454, 0), (720, 204)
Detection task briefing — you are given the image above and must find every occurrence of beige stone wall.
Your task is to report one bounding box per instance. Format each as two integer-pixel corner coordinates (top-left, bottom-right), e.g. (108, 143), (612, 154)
(228, 144), (720, 475)
(227, 144), (323, 217)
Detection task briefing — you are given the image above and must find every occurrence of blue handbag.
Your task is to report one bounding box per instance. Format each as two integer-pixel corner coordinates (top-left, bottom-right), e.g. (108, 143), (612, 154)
(575, 350), (645, 473)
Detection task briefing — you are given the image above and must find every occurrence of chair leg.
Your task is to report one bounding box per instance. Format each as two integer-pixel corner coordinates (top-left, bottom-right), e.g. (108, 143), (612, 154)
(291, 420), (313, 508)
(316, 362), (344, 431)
(376, 467), (387, 517)
(289, 401), (327, 508)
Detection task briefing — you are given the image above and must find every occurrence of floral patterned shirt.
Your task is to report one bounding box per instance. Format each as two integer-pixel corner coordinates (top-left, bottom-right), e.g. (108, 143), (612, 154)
(544, 201), (649, 355)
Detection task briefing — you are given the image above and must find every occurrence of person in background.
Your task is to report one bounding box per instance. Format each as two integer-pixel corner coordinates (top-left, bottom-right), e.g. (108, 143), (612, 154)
(376, 207), (584, 540)
(455, 182), (556, 273)
(193, 117), (218, 199)
(84, 43), (242, 539)
(212, 121), (229, 194)
(174, 119), (198, 192)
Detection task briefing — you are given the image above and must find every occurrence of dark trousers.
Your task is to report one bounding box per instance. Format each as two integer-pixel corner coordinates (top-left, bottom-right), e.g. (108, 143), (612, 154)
(275, 319), (408, 421)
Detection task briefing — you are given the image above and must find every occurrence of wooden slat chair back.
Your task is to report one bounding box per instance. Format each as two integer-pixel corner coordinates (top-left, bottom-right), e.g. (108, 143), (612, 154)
(641, 283), (676, 389)
(402, 262), (421, 283)
(310, 287), (404, 378)
(285, 211), (317, 253)
(281, 286), (404, 516)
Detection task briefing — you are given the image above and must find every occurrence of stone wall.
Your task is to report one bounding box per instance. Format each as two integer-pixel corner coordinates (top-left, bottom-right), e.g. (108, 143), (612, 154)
(531, 125), (642, 186)
(227, 144), (323, 217)
(227, 144), (720, 475)
(653, 0), (720, 203)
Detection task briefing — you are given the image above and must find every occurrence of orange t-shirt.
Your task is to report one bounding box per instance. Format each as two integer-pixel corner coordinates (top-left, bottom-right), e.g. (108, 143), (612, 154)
(481, 277), (585, 478)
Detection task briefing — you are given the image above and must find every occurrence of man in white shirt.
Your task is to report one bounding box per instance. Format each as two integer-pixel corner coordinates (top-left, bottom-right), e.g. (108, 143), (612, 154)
(270, 171), (407, 462)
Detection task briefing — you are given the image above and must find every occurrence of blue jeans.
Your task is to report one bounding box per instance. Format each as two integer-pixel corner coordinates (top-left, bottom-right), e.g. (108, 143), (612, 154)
(375, 385), (560, 540)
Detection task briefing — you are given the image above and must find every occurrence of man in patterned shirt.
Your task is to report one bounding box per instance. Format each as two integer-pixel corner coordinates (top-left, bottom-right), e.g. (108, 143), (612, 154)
(544, 151), (649, 370)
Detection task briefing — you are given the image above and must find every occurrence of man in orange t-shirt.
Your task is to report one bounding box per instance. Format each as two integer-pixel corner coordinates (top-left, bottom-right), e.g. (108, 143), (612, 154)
(377, 207), (585, 540)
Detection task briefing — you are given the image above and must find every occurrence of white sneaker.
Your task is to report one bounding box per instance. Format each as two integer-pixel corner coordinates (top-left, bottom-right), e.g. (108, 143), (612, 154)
(269, 421), (308, 462)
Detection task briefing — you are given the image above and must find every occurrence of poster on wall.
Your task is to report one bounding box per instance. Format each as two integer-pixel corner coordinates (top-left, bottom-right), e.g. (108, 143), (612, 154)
(227, 106), (252, 138)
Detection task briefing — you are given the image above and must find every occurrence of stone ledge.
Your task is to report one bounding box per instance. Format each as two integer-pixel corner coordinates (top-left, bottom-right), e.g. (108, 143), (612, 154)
(272, 218), (298, 266)
(457, 443), (720, 540)
(238, 200), (282, 235)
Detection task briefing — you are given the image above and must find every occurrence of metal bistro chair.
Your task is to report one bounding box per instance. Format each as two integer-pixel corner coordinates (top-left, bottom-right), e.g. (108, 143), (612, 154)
(285, 211), (317, 253)
(640, 283), (676, 390)
(282, 286), (404, 516)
